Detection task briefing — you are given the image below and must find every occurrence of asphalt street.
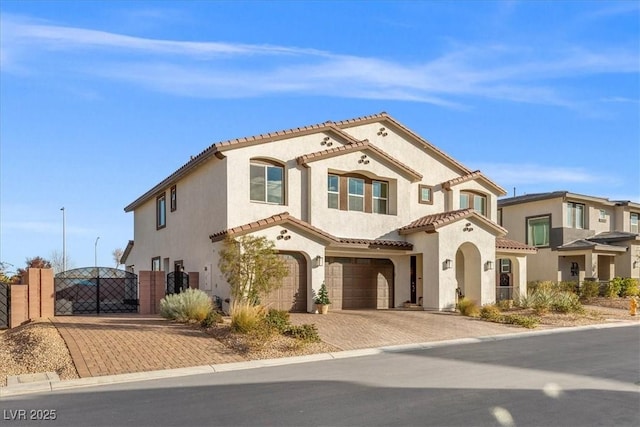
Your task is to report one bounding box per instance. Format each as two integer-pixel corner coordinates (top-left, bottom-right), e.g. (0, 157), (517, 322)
(2, 325), (639, 427)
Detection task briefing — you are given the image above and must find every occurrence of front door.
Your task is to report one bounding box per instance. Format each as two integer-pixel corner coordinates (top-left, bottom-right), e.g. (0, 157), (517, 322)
(410, 256), (417, 304)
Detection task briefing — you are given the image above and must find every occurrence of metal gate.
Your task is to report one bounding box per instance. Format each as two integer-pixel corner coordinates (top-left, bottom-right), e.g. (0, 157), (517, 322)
(55, 267), (138, 315)
(0, 282), (8, 329)
(166, 271), (189, 295)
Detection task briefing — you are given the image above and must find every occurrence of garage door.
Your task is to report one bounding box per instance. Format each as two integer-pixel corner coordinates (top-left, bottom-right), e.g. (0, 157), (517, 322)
(262, 252), (307, 312)
(326, 257), (394, 310)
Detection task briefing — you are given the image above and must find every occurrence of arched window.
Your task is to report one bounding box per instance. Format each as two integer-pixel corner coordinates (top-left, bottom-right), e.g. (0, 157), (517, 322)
(250, 159), (285, 205)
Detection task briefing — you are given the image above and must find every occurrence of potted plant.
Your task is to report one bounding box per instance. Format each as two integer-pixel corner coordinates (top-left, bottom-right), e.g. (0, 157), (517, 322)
(314, 282), (331, 314)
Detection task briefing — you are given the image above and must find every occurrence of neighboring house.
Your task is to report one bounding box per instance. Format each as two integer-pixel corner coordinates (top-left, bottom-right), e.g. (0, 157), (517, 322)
(498, 191), (640, 283)
(122, 112), (535, 312)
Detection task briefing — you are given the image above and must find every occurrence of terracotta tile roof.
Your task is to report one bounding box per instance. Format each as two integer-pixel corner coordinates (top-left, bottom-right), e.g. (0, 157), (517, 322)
(209, 213), (413, 250)
(495, 237), (537, 253)
(441, 170), (506, 196)
(337, 238), (413, 249)
(399, 208), (507, 236)
(398, 208), (475, 234)
(209, 212), (338, 243)
(296, 140), (423, 181)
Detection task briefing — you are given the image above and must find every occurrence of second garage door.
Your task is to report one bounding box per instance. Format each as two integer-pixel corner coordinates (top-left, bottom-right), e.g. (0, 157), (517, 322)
(262, 252), (307, 312)
(325, 257), (394, 309)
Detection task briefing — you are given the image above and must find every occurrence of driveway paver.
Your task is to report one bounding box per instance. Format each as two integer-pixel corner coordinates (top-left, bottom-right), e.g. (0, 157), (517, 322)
(290, 310), (530, 350)
(51, 315), (245, 378)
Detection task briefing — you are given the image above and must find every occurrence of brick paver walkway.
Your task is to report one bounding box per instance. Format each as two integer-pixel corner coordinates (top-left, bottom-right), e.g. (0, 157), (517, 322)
(290, 310), (525, 350)
(51, 315), (245, 378)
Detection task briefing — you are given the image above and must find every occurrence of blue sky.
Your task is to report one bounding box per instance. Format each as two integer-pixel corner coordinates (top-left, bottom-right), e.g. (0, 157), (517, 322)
(1, 1), (638, 273)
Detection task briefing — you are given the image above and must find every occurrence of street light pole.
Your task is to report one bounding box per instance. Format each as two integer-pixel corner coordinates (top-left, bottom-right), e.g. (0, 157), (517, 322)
(60, 207), (66, 272)
(95, 236), (100, 267)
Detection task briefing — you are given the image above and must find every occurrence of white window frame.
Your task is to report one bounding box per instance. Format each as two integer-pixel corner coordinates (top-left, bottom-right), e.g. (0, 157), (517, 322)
(250, 162), (284, 205)
(328, 174), (339, 209)
(372, 181), (388, 214)
(631, 213), (639, 234)
(567, 202), (585, 229)
(348, 177), (365, 212)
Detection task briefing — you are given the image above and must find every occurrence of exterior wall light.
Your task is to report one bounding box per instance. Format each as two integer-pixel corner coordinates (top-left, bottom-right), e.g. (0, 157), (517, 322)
(314, 255), (324, 268)
(485, 260), (494, 271)
(443, 259), (453, 270)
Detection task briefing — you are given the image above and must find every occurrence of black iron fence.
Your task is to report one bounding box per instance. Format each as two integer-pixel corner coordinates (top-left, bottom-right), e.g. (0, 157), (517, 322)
(166, 271), (189, 295)
(0, 282), (8, 329)
(55, 267), (138, 315)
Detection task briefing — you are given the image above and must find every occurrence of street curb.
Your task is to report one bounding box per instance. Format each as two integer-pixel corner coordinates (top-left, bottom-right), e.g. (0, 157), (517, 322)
(2, 321), (638, 398)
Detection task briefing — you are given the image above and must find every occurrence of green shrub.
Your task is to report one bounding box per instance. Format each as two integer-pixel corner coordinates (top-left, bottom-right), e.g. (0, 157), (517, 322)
(579, 281), (600, 299)
(480, 304), (502, 321)
(230, 301), (266, 333)
(160, 289), (213, 322)
(496, 299), (513, 311)
(264, 309), (291, 333)
(201, 310), (223, 328)
(284, 324), (321, 343)
(620, 278), (639, 297)
(604, 278), (622, 298)
(457, 297), (480, 317)
(558, 281), (579, 294)
(551, 292), (583, 314)
(515, 293), (534, 309)
(502, 314), (539, 329)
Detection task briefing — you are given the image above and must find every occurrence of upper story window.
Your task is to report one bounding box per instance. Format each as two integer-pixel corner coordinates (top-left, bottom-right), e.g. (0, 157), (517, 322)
(156, 193), (166, 229)
(460, 191), (487, 216)
(328, 175), (339, 209)
(527, 215), (550, 247)
(566, 202), (585, 229)
(497, 208), (503, 226)
(599, 209), (607, 222)
(418, 184), (433, 205)
(631, 213), (639, 234)
(348, 177), (365, 212)
(170, 185), (177, 212)
(372, 181), (388, 214)
(250, 161), (284, 205)
(151, 257), (161, 271)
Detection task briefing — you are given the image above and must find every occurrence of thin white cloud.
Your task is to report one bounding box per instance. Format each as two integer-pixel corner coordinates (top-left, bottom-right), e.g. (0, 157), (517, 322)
(1, 14), (638, 108)
(3, 221), (94, 236)
(470, 162), (621, 186)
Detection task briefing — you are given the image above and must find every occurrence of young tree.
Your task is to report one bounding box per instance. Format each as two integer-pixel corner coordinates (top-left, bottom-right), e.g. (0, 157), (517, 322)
(50, 250), (73, 274)
(112, 248), (124, 268)
(218, 235), (288, 305)
(14, 256), (52, 283)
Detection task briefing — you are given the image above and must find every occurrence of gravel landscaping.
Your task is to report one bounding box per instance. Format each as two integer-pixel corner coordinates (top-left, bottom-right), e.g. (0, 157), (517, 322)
(1, 298), (637, 387)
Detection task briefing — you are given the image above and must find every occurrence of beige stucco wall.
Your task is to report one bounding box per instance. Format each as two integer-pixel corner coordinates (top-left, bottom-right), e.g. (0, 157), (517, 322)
(407, 217), (498, 310)
(500, 197), (564, 243)
(129, 157), (228, 279)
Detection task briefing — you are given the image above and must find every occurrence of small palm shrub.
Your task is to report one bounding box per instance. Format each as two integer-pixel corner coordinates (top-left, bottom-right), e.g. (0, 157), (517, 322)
(579, 281), (600, 299)
(457, 297), (480, 317)
(532, 286), (556, 314)
(551, 291), (583, 314)
(480, 304), (502, 321)
(230, 300), (266, 333)
(160, 289), (213, 322)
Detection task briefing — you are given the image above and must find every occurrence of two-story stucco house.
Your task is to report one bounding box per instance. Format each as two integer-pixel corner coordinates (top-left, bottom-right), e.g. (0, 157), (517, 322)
(122, 112), (535, 312)
(498, 191), (640, 283)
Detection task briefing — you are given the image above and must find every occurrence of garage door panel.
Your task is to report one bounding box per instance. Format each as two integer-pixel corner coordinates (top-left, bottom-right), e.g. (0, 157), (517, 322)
(327, 257), (394, 310)
(262, 252), (307, 312)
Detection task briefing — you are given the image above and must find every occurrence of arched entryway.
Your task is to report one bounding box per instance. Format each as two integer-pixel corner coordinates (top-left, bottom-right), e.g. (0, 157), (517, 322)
(455, 242), (482, 303)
